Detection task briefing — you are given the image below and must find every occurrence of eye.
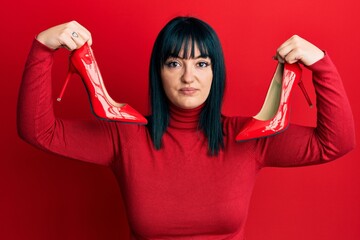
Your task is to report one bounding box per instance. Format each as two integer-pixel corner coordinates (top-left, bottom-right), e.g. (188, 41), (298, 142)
(197, 61), (211, 68)
(165, 61), (180, 68)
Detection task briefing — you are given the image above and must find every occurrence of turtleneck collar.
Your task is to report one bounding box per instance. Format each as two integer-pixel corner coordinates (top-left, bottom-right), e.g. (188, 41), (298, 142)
(168, 102), (204, 130)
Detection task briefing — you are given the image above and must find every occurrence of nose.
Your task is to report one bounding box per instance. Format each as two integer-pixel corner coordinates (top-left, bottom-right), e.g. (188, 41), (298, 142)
(181, 65), (195, 83)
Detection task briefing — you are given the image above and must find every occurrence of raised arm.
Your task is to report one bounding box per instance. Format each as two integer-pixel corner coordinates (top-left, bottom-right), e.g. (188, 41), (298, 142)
(17, 21), (120, 166)
(258, 35), (355, 167)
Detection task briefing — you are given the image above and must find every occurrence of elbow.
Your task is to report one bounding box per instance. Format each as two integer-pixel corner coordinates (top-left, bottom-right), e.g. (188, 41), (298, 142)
(343, 134), (356, 156)
(17, 124), (32, 145)
(16, 116), (36, 146)
(322, 133), (356, 162)
(338, 139), (356, 159)
(17, 124), (47, 151)
(16, 118), (26, 142)
(339, 125), (357, 157)
(17, 109), (27, 142)
(317, 116), (356, 162)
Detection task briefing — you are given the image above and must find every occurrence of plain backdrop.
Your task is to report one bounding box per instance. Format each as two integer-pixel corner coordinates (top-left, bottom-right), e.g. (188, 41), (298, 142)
(1, 0), (359, 239)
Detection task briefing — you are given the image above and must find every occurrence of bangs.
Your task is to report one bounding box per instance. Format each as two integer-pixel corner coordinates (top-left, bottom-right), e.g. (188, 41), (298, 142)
(160, 26), (210, 63)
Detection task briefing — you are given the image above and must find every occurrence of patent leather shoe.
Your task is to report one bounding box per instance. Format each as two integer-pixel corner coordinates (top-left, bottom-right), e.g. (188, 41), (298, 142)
(236, 63), (312, 141)
(57, 43), (148, 124)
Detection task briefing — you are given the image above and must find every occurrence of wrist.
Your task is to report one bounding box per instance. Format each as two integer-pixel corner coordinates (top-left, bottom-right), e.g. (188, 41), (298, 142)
(35, 32), (58, 50)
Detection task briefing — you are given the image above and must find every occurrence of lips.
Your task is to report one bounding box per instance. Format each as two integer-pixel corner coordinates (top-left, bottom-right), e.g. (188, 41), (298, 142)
(179, 87), (198, 95)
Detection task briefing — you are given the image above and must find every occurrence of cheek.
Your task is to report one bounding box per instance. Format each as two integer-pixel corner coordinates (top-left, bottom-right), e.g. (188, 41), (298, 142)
(161, 71), (169, 87)
(161, 73), (176, 98)
(204, 73), (213, 94)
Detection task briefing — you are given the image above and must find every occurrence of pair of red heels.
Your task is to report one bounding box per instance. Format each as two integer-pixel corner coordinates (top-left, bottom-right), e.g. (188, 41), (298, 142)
(57, 43), (148, 124)
(236, 62), (313, 141)
(58, 43), (311, 140)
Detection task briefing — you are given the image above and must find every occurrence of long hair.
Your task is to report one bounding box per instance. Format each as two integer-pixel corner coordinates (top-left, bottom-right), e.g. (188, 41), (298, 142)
(148, 16), (226, 155)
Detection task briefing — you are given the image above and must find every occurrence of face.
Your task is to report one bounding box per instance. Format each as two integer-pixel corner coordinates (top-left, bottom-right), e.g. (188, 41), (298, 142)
(161, 45), (213, 109)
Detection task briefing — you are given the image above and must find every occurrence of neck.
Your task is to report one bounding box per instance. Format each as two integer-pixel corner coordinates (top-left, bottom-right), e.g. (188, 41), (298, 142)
(168, 102), (204, 130)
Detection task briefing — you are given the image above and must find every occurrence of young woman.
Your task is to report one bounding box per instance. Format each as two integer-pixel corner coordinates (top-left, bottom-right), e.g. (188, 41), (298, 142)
(17, 17), (355, 239)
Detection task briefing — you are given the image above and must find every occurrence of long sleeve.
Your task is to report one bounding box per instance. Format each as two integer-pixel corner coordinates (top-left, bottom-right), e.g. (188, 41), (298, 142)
(257, 53), (355, 167)
(17, 39), (121, 166)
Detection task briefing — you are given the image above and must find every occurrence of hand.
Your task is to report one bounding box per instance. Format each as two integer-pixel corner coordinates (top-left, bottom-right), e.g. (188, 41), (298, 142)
(36, 21), (92, 50)
(274, 35), (325, 66)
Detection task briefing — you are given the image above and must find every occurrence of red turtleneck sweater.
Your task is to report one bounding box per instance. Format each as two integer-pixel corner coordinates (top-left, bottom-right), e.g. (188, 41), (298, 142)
(17, 39), (355, 239)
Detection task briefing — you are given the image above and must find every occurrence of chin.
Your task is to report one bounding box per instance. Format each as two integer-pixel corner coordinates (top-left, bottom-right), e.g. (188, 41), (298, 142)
(177, 101), (203, 109)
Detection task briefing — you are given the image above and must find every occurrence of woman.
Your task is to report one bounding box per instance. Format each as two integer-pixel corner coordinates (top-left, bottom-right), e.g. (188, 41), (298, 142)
(17, 17), (355, 239)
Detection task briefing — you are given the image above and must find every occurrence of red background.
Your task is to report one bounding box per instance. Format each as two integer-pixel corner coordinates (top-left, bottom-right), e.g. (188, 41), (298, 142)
(1, 0), (359, 239)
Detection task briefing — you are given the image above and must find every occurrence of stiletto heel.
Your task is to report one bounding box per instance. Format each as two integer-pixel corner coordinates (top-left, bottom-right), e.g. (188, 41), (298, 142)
(57, 43), (148, 124)
(57, 64), (75, 102)
(298, 80), (313, 108)
(236, 62), (311, 141)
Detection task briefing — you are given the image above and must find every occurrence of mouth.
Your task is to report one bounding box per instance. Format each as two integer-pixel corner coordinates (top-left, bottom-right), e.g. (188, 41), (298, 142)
(179, 87), (198, 95)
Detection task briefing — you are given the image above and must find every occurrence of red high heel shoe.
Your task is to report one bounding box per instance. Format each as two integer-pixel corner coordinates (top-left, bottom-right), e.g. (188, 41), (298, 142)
(235, 62), (312, 141)
(57, 43), (148, 124)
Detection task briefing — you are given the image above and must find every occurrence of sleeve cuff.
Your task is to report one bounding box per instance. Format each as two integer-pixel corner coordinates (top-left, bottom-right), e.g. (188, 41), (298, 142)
(304, 51), (336, 74)
(28, 37), (56, 60)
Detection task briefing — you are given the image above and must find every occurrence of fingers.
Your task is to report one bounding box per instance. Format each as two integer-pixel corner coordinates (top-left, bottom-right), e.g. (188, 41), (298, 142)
(73, 21), (93, 46)
(274, 35), (303, 64)
(36, 20), (92, 51)
(59, 21), (92, 50)
(274, 35), (325, 66)
(57, 31), (78, 51)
